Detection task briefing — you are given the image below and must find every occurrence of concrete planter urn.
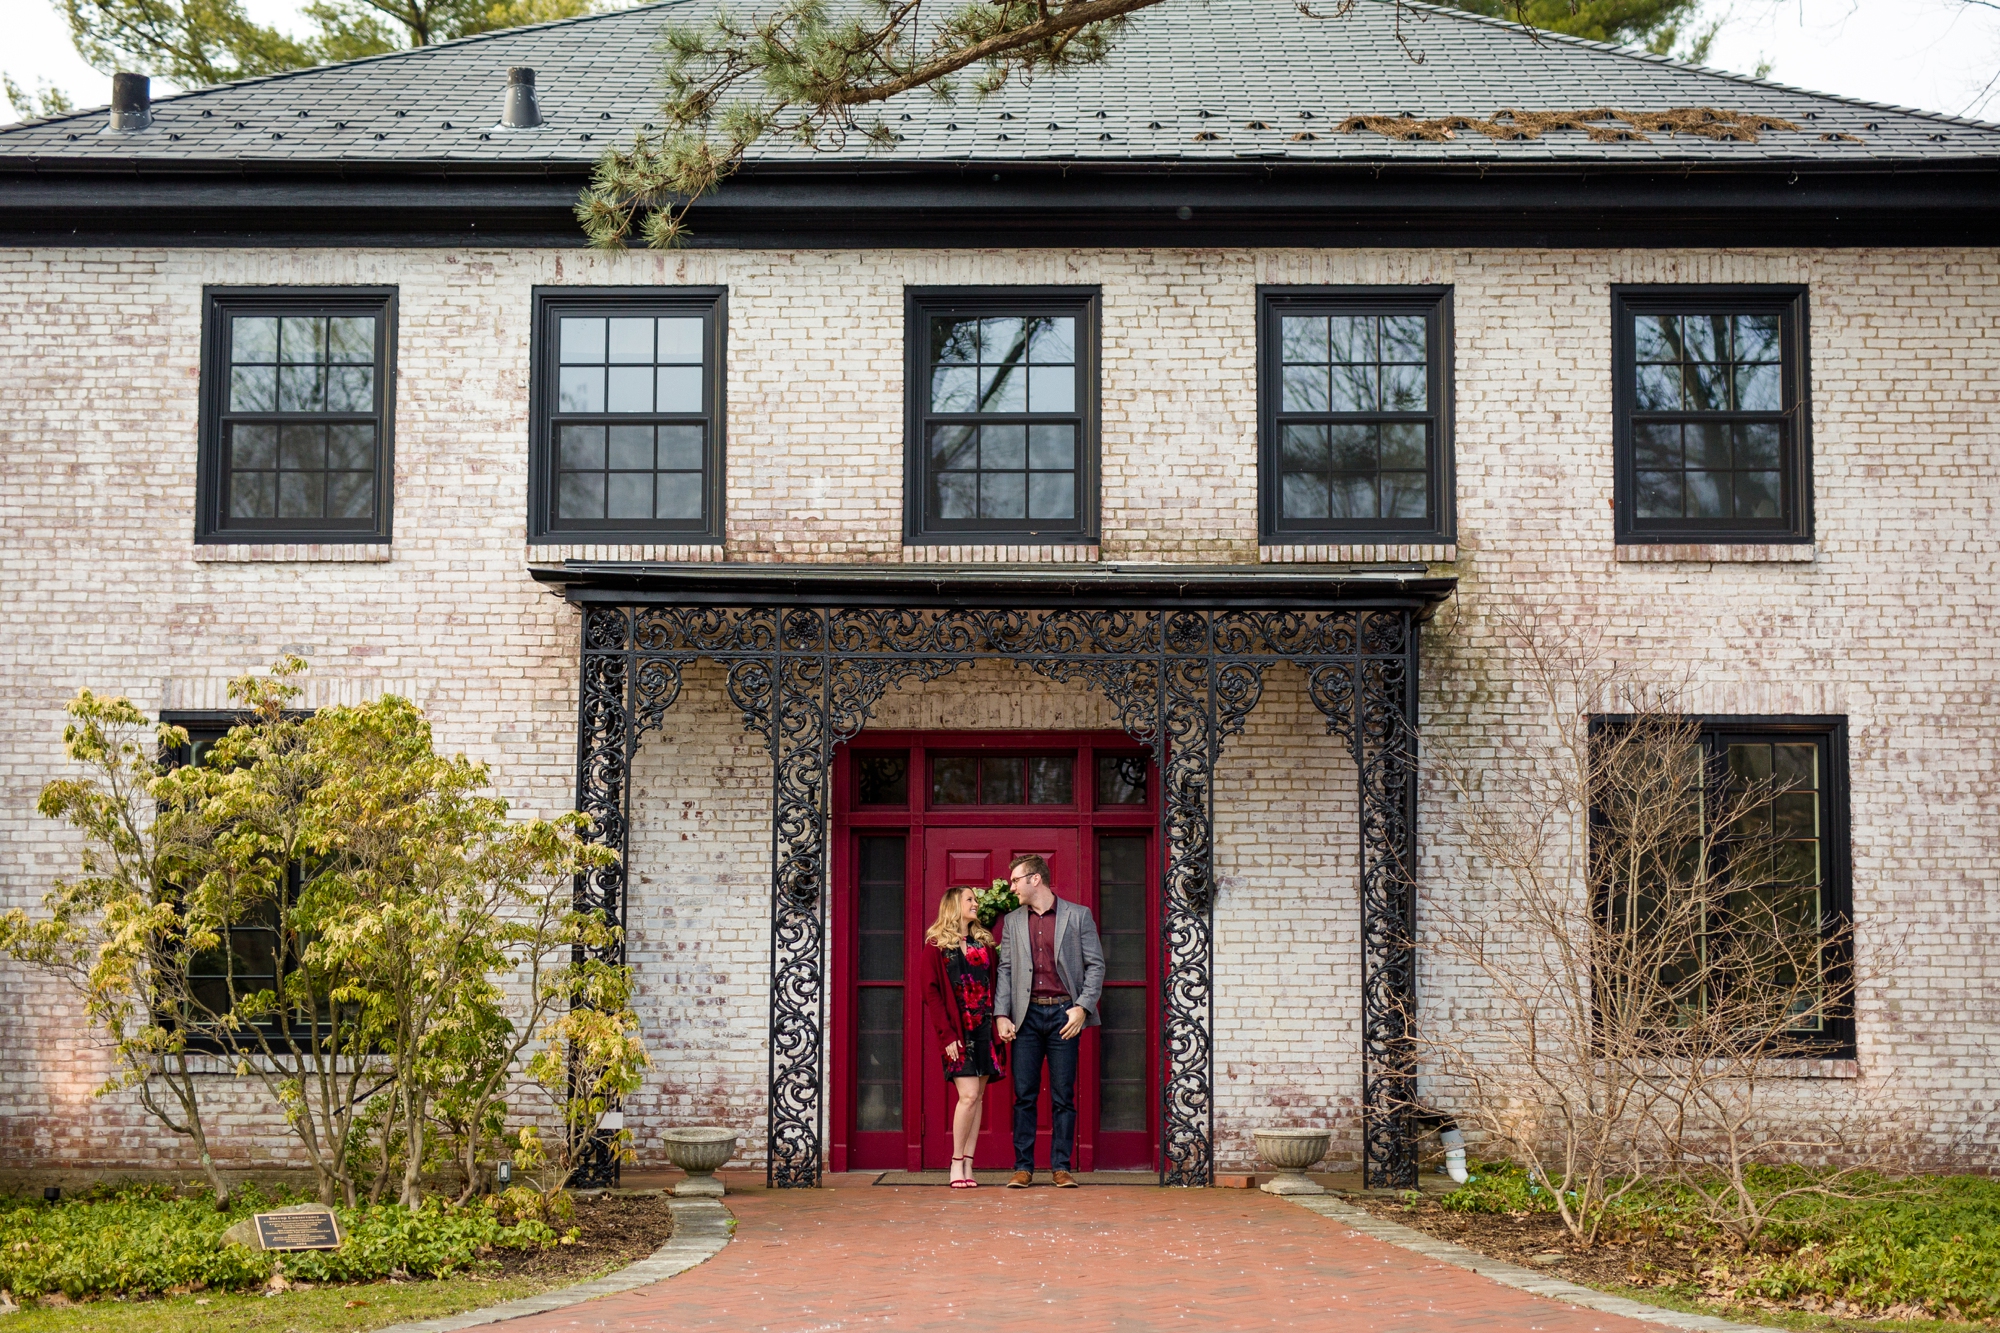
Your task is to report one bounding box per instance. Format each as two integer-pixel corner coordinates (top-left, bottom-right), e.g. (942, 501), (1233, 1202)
(1253, 1128), (1330, 1195)
(661, 1127), (739, 1198)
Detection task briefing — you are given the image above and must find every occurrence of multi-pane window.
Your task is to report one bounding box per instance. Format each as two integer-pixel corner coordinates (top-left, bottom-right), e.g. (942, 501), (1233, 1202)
(906, 289), (1097, 542)
(1594, 717), (1851, 1056)
(531, 288), (725, 542)
(931, 754), (1074, 807)
(1613, 288), (1810, 543)
(1259, 288), (1453, 543)
(198, 289), (394, 541)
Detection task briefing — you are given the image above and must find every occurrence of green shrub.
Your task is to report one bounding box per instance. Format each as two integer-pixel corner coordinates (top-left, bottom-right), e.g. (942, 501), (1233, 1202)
(1438, 1161), (1558, 1215)
(0, 1184), (559, 1300)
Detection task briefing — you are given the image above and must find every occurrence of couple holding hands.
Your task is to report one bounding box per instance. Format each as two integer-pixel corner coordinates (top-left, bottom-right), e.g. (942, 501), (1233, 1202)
(922, 853), (1104, 1189)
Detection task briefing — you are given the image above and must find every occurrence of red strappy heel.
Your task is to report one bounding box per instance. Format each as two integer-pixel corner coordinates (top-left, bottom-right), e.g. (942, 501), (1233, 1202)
(950, 1156), (978, 1188)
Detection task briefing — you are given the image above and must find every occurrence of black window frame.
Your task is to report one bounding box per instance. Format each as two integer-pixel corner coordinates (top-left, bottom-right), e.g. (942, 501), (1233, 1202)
(196, 286), (398, 544)
(160, 710), (314, 1054)
(1612, 285), (1813, 545)
(1590, 714), (1854, 1060)
(528, 286), (728, 545)
(1257, 285), (1456, 545)
(904, 285), (1100, 545)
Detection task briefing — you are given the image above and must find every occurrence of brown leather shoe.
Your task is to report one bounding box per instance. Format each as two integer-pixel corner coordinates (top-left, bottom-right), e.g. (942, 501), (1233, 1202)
(1051, 1170), (1079, 1188)
(1006, 1171), (1033, 1188)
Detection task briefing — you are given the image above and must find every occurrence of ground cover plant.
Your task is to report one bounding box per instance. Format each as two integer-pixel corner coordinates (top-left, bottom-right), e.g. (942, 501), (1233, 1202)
(0, 1183), (673, 1324)
(1352, 1162), (2000, 1327)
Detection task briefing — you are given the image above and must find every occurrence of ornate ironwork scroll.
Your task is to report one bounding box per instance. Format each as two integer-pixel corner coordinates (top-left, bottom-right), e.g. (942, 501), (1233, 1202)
(568, 598), (1429, 1190)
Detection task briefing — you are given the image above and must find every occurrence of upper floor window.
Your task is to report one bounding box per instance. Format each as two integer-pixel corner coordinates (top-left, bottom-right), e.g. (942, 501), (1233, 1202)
(530, 287), (726, 543)
(197, 288), (395, 543)
(1613, 287), (1811, 544)
(905, 287), (1098, 544)
(1258, 287), (1455, 544)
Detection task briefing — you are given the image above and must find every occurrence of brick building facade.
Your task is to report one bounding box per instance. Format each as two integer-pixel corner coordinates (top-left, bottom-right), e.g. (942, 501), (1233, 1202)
(3, 0), (1996, 1181)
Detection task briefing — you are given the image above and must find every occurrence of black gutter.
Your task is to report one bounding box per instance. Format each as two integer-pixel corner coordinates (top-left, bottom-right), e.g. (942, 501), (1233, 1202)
(531, 561), (1458, 612)
(2, 157), (1997, 247)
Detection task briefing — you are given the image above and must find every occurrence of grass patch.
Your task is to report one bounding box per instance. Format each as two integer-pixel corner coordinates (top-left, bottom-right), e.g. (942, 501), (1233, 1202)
(2, 1265), (620, 1333)
(1427, 1163), (2000, 1324)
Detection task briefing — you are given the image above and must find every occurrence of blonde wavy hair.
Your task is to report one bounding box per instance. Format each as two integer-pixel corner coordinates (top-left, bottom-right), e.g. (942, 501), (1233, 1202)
(923, 885), (996, 951)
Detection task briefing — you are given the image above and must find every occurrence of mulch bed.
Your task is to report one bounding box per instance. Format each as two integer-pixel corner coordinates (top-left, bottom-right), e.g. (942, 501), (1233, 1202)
(1333, 1192), (1954, 1331)
(486, 1190), (675, 1283)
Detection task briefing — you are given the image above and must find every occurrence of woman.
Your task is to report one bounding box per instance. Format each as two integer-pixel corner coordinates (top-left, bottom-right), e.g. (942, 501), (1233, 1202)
(923, 884), (1004, 1188)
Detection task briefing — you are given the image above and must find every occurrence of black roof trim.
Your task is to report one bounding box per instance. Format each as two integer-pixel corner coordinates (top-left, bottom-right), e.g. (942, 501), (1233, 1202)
(532, 561), (1459, 611)
(6, 158), (1996, 247)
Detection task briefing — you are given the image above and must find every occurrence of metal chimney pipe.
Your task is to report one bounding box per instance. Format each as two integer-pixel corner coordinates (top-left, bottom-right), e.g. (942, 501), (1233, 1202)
(109, 72), (151, 131)
(501, 67), (540, 129)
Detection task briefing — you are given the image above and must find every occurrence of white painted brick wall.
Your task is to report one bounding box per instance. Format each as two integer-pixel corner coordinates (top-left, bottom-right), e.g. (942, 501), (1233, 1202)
(1, 243), (1994, 1175)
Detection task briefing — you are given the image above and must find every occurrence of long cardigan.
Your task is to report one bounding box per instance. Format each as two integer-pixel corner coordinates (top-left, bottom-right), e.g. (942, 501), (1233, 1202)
(924, 934), (1001, 1055)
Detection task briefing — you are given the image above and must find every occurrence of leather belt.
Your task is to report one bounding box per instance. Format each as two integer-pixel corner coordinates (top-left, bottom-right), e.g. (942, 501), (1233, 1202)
(1030, 995), (1072, 1007)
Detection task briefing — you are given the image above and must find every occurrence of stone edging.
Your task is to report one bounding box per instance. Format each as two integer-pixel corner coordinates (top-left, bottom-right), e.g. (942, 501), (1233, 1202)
(372, 1197), (734, 1333)
(1285, 1195), (1772, 1333)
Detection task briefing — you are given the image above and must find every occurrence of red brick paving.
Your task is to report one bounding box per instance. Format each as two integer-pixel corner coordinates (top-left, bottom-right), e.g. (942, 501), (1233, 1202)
(501, 1182), (1660, 1331)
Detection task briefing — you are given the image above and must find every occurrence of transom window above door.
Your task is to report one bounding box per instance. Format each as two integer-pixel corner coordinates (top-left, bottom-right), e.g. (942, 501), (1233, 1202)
(905, 288), (1099, 544)
(1258, 287), (1455, 545)
(529, 287), (726, 544)
(197, 287), (396, 543)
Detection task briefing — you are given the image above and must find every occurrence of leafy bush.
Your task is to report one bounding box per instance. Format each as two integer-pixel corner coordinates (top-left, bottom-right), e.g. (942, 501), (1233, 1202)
(0, 1184), (560, 1299)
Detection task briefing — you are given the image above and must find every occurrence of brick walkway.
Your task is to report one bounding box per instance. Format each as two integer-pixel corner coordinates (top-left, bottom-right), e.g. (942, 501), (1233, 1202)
(496, 1182), (1665, 1332)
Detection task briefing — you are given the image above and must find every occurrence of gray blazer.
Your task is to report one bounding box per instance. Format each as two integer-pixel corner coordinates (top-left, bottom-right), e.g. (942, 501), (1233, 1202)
(993, 895), (1105, 1028)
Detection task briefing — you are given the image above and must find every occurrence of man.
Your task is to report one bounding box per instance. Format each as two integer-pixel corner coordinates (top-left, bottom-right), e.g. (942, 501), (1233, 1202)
(992, 852), (1104, 1188)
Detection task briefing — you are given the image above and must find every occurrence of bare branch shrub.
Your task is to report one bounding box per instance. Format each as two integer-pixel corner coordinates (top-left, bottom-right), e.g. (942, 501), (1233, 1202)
(1422, 614), (1874, 1245)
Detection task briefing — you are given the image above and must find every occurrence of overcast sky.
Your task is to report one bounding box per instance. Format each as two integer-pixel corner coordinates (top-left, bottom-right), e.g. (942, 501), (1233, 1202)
(8, 0), (2000, 122)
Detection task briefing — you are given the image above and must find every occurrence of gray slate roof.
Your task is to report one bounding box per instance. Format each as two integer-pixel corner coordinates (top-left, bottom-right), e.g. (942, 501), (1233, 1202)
(5, 0), (1997, 166)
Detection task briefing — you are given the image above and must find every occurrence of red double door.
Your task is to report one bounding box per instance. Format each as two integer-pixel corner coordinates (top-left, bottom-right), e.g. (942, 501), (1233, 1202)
(832, 734), (1159, 1174)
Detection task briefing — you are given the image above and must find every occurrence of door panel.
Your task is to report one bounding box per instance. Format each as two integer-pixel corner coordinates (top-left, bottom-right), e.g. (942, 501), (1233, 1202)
(920, 826), (1078, 1170)
(849, 835), (909, 1166)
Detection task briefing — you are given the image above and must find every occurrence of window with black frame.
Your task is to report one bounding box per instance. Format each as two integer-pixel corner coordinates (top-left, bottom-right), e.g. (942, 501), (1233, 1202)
(530, 288), (726, 543)
(1259, 288), (1454, 543)
(906, 288), (1097, 542)
(1613, 287), (1811, 543)
(198, 288), (395, 542)
(1593, 716), (1852, 1057)
(161, 716), (303, 1049)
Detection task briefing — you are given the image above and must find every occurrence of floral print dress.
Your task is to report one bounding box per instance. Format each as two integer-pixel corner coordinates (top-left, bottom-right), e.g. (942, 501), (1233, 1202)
(942, 942), (1004, 1080)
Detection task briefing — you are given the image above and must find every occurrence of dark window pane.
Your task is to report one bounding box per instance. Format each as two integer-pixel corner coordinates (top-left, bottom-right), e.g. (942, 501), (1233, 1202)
(859, 835), (905, 888)
(980, 472), (1026, 520)
(932, 364), (978, 412)
(231, 423), (277, 469)
(856, 987), (903, 1132)
(1688, 421), (1733, 470)
(933, 757), (978, 805)
(325, 366), (373, 412)
(935, 472), (976, 520)
(229, 471), (275, 518)
(1634, 314), (1679, 362)
(229, 365), (276, 412)
(1381, 362), (1426, 411)
(1636, 470), (1683, 519)
(1735, 313), (1781, 362)
(1686, 359), (1731, 412)
(1728, 743), (1773, 784)
(1100, 835), (1146, 883)
(557, 471), (606, 520)
(1773, 744), (1817, 788)
(1281, 472), (1329, 519)
(1736, 423), (1782, 470)
(1633, 423), (1680, 470)
(979, 316), (1027, 363)
(1027, 473), (1075, 521)
(232, 315), (278, 362)
(1326, 315), (1375, 362)
(931, 424), (977, 470)
(1097, 755), (1147, 805)
(1328, 363), (1377, 412)
(278, 471), (324, 518)
(1280, 315), (1329, 363)
(931, 316), (978, 364)
(606, 472), (652, 519)
(1686, 471), (1731, 518)
(1328, 423), (1376, 472)
(1380, 423), (1426, 470)
(980, 757), (1025, 805)
(1282, 364), (1329, 412)
(277, 363), (324, 412)
(326, 423), (373, 469)
(1029, 423), (1075, 470)
(857, 754), (909, 806)
(1280, 423), (1329, 469)
(1382, 472), (1428, 519)
(659, 424), (704, 470)
(1635, 363), (1681, 411)
(981, 423), (1027, 470)
(1735, 362), (1781, 412)
(1096, 987), (1148, 1132)
(326, 316), (374, 363)
(1330, 475), (1378, 519)
(608, 424), (654, 470)
(1735, 471), (1781, 519)
(1380, 313), (1427, 362)
(560, 424), (607, 470)
(278, 423), (323, 470)
(1683, 315), (1727, 363)
(1028, 315), (1075, 364)
(327, 473), (374, 519)
(1028, 757), (1073, 805)
(279, 316), (324, 363)
(656, 472), (701, 519)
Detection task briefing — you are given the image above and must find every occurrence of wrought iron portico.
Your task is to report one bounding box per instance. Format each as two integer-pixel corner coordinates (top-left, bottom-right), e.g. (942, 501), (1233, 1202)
(535, 563), (1455, 1191)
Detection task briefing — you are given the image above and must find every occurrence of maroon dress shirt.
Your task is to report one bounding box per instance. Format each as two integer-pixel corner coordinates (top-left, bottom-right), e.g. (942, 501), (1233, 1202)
(1027, 905), (1066, 999)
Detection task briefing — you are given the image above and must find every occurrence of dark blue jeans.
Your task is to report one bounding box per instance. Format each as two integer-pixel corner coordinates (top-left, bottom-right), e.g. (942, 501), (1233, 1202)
(1010, 1003), (1079, 1172)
